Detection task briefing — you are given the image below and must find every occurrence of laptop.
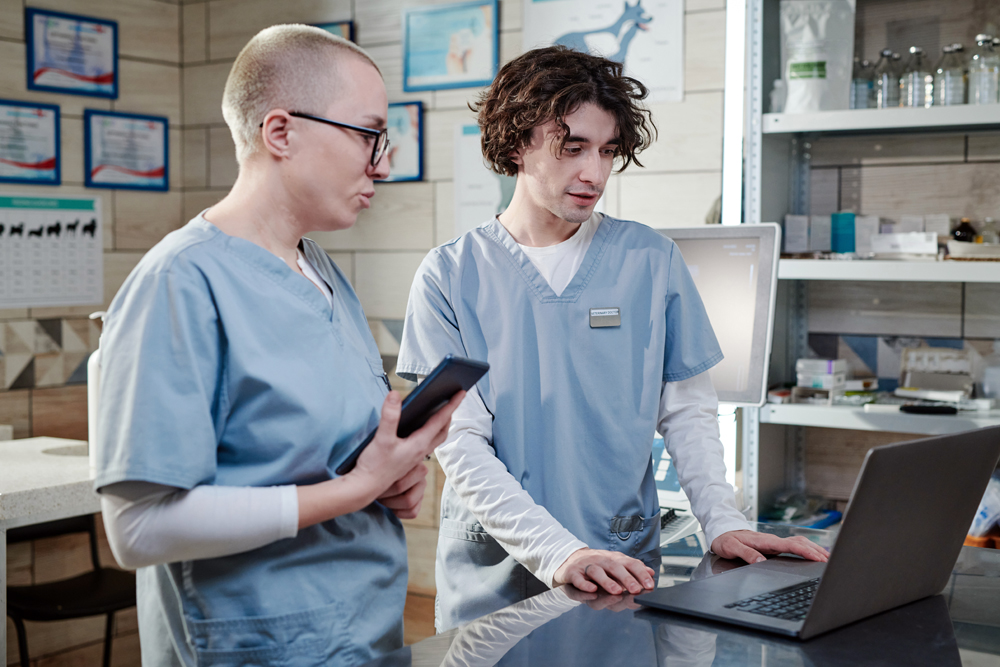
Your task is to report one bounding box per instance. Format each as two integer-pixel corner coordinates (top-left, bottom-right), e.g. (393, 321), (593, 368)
(636, 426), (1000, 640)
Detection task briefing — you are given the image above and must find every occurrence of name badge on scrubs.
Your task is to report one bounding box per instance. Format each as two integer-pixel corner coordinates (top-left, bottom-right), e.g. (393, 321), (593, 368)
(589, 307), (621, 328)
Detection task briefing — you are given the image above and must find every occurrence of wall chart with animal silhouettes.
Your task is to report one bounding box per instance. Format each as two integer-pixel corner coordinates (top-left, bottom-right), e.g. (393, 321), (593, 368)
(0, 195), (102, 308)
(523, 0), (684, 102)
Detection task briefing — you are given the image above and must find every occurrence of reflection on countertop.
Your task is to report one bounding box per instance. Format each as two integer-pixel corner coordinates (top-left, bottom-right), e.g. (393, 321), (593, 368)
(362, 524), (1000, 667)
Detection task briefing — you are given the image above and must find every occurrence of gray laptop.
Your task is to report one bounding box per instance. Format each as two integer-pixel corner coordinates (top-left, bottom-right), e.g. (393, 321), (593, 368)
(636, 426), (1000, 640)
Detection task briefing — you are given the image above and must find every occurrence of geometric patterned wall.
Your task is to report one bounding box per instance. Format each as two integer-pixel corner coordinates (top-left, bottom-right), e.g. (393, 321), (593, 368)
(0, 318), (100, 390)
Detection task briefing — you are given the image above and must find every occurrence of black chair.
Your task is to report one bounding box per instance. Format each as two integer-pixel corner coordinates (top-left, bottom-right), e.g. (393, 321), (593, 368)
(6, 514), (136, 667)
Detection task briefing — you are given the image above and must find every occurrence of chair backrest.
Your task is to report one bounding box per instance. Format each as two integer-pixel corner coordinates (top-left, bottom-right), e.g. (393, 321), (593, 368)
(7, 515), (102, 570)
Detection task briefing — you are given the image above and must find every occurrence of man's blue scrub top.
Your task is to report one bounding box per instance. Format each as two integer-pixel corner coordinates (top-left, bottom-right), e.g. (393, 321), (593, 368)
(95, 216), (406, 667)
(397, 216), (723, 628)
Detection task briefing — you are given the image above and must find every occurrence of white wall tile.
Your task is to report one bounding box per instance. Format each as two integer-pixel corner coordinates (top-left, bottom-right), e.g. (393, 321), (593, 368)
(61, 117), (84, 185)
(207, 0), (352, 61)
(182, 62), (231, 126)
(619, 171), (721, 227)
(684, 10), (725, 92)
(309, 182), (434, 251)
(354, 251), (427, 319)
(807, 281), (962, 337)
(0, 42), (112, 116)
(500, 0), (522, 31)
(115, 190), (183, 250)
(182, 190), (225, 222)
(208, 127), (239, 188)
(182, 1), (207, 64)
(434, 180), (454, 246)
(810, 133), (966, 168)
(114, 60), (182, 126)
(425, 108), (479, 181)
(499, 27), (522, 65)
(640, 92), (723, 172)
(29, 0), (180, 63)
(170, 128), (182, 190)
(0, 0), (22, 40)
(686, 0), (726, 11)
(355, 0), (459, 47)
(365, 43), (434, 106)
(859, 163), (1000, 222)
(183, 128), (208, 188)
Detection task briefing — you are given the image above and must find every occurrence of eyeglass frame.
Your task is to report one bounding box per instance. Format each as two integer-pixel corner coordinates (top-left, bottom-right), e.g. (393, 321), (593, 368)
(259, 110), (390, 167)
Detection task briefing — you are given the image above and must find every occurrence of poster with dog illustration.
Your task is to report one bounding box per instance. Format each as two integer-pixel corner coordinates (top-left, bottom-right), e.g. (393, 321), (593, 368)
(523, 0), (684, 103)
(0, 195), (102, 308)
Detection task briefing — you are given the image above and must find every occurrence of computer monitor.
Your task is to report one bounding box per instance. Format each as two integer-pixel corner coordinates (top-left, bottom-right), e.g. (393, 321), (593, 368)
(655, 223), (780, 407)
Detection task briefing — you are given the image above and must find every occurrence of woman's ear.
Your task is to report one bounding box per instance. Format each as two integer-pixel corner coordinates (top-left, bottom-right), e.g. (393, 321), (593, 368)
(260, 110), (293, 158)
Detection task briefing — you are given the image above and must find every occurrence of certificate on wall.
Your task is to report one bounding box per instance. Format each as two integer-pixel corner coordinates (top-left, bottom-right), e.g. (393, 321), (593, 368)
(84, 110), (168, 191)
(523, 0), (684, 103)
(380, 102), (423, 182)
(0, 100), (60, 186)
(0, 195), (103, 308)
(26, 8), (118, 99)
(315, 21), (354, 42)
(403, 0), (498, 92)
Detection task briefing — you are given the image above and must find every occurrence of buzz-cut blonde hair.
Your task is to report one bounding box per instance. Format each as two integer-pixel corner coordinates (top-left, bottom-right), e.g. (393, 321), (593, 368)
(222, 24), (380, 165)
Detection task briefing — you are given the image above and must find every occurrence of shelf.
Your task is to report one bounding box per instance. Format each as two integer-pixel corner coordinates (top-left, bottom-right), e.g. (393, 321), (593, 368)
(762, 106), (1000, 135)
(759, 404), (1000, 435)
(778, 259), (1000, 283)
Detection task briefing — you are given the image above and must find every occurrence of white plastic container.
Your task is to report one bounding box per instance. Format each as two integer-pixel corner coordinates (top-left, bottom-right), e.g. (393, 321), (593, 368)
(796, 358), (847, 375)
(797, 371), (847, 389)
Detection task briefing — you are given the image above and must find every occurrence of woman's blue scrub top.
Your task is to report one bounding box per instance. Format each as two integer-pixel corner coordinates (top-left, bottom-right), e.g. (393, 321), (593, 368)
(94, 217), (406, 667)
(397, 216), (723, 628)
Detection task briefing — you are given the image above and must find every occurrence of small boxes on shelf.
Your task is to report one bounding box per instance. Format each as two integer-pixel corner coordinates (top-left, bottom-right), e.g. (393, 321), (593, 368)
(793, 359), (847, 404)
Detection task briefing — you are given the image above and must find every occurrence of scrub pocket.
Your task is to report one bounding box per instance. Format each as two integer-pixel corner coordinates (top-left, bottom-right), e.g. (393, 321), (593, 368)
(608, 510), (661, 557)
(367, 356), (390, 394)
(186, 601), (352, 667)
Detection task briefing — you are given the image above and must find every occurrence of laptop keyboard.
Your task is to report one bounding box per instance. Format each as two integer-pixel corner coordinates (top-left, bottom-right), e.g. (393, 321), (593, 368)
(724, 577), (821, 622)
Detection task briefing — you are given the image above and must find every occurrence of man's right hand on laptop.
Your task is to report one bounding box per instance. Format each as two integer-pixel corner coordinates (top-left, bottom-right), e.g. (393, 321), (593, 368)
(711, 530), (830, 564)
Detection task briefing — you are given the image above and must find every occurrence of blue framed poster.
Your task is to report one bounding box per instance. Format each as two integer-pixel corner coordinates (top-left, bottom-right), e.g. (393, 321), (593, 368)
(379, 102), (423, 182)
(0, 100), (60, 186)
(26, 8), (118, 99)
(314, 20), (354, 42)
(84, 110), (168, 191)
(403, 0), (498, 92)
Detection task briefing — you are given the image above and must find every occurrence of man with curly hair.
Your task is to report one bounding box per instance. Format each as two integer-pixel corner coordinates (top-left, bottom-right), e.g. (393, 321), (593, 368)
(397, 46), (828, 630)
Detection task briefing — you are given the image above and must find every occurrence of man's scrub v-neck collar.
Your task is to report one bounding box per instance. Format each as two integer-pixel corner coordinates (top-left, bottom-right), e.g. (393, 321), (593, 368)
(483, 215), (618, 304)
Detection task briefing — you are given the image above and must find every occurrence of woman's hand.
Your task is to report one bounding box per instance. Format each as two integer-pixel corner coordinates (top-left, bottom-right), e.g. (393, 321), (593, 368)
(297, 390), (464, 529)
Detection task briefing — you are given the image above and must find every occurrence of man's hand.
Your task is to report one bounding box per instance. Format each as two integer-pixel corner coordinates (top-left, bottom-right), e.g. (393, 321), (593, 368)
(711, 530), (829, 564)
(553, 548), (656, 595)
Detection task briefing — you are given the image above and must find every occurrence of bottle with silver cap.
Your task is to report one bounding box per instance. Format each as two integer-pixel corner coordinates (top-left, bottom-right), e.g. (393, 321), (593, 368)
(934, 44), (967, 106)
(851, 57), (874, 109)
(900, 46), (934, 107)
(873, 48), (900, 108)
(969, 34), (1000, 105)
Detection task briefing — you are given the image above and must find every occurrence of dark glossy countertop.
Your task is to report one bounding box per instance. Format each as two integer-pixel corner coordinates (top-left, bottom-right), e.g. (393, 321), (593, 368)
(365, 524), (1000, 667)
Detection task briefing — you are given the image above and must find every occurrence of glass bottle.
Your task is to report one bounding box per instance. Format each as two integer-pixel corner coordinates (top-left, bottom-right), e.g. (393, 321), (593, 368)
(873, 49), (900, 108)
(900, 46), (934, 107)
(980, 217), (1000, 244)
(953, 217), (978, 243)
(851, 58), (874, 109)
(934, 44), (967, 106)
(969, 34), (1000, 105)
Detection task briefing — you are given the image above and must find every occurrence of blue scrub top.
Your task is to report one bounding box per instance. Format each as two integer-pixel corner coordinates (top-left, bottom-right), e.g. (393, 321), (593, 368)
(397, 216), (722, 628)
(95, 216), (407, 667)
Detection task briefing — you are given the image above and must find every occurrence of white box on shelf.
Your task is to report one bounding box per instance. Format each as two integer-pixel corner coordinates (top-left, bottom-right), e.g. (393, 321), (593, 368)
(880, 221), (897, 234)
(898, 215), (925, 233)
(855, 215), (880, 255)
(796, 358), (847, 374)
(797, 371), (846, 389)
(810, 215), (831, 252)
(784, 214), (810, 253)
(870, 232), (938, 256)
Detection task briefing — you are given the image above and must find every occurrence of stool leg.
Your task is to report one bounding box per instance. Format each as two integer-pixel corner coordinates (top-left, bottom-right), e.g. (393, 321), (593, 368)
(103, 612), (115, 667)
(11, 616), (29, 667)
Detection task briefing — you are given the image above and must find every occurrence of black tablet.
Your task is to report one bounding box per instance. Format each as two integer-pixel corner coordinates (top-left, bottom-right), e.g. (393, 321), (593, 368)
(334, 355), (489, 475)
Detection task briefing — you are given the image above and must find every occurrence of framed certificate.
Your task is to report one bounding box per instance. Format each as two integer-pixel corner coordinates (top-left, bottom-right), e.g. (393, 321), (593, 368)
(315, 20), (354, 42)
(380, 102), (423, 183)
(26, 8), (118, 99)
(84, 110), (168, 191)
(403, 0), (498, 92)
(0, 100), (60, 186)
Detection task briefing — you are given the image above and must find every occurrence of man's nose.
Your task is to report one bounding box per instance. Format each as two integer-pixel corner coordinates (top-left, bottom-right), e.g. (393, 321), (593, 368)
(579, 150), (604, 184)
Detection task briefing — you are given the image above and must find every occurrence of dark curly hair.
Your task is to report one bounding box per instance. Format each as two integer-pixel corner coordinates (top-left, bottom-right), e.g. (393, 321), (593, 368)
(470, 46), (656, 177)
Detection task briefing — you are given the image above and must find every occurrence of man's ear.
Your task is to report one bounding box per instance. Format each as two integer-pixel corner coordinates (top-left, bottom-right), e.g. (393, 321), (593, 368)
(509, 148), (523, 166)
(260, 111), (293, 158)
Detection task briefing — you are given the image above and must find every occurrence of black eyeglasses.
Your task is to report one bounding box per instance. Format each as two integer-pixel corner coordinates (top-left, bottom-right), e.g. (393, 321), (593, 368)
(261, 111), (390, 167)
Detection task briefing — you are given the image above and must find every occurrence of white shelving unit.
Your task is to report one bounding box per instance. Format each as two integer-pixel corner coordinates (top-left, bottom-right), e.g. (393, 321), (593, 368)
(778, 259), (1000, 283)
(760, 404), (1000, 435)
(763, 105), (1000, 135)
